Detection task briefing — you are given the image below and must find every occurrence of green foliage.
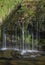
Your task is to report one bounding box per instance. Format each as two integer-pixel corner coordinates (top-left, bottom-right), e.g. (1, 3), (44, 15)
(25, 35), (31, 44)
(0, 0), (22, 19)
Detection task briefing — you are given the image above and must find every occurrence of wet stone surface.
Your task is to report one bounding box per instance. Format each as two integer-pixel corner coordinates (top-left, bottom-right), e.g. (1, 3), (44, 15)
(0, 50), (45, 65)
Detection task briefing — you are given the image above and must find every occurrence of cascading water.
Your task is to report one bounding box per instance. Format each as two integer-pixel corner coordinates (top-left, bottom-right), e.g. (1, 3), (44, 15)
(1, 28), (7, 50)
(32, 32), (34, 50)
(15, 28), (17, 49)
(36, 22), (39, 50)
(1, 21), (39, 55)
(21, 21), (40, 55)
(27, 31), (30, 50)
(22, 22), (25, 50)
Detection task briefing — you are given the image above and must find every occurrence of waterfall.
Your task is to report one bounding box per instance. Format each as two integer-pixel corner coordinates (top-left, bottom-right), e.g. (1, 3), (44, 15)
(22, 22), (25, 50)
(3, 33), (6, 48)
(28, 31), (30, 50)
(1, 21), (40, 53)
(36, 22), (38, 50)
(15, 28), (17, 49)
(32, 32), (34, 50)
(2, 28), (6, 50)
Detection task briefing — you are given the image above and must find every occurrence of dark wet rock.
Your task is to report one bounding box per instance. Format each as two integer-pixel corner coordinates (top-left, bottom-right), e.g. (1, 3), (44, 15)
(4, 60), (12, 65)
(41, 45), (45, 51)
(21, 52), (41, 59)
(0, 57), (12, 60)
(40, 51), (45, 56)
(11, 51), (22, 59)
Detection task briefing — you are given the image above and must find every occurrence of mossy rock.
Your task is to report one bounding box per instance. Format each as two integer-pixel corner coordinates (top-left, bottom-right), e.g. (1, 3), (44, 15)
(0, 50), (22, 59)
(11, 51), (22, 59)
(0, 51), (4, 57)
